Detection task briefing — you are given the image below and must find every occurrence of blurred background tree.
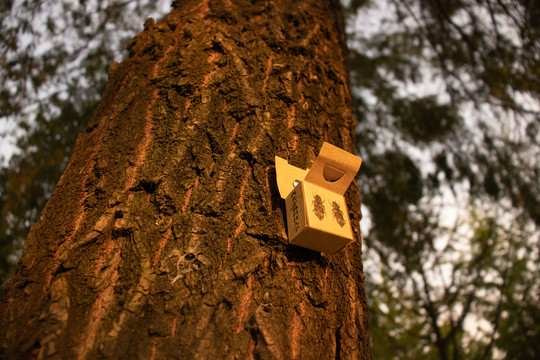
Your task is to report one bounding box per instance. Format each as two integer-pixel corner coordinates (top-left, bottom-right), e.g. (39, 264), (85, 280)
(1, 0), (539, 358)
(345, 0), (539, 358)
(0, 0), (170, 282)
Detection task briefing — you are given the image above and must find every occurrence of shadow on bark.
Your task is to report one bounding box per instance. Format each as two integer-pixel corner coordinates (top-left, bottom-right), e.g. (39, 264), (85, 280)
(285, 245), (330, 266)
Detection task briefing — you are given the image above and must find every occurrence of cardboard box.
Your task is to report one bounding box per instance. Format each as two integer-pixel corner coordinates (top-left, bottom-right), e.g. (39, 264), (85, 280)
(276, 142), (362, 254)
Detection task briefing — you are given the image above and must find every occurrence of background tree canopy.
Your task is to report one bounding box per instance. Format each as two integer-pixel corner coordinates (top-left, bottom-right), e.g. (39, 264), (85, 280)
(1, 0), (538, 359)
(0, 0), (170, 281)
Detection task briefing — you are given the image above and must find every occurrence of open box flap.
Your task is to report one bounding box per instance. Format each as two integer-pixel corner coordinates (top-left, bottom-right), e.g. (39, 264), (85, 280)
(304, 142), (362, 196)
(275, 142), (362, 199)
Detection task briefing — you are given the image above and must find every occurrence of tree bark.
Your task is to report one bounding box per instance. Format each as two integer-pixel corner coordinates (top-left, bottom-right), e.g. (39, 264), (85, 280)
(0, 0), (371, 359)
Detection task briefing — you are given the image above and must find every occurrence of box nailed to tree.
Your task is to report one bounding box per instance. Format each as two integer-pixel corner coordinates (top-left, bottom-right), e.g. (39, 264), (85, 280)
(275, 142), (362, 254)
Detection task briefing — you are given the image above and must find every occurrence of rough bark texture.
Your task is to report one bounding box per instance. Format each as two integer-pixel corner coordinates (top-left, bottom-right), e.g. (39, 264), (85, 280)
(0, 0), (371, 359)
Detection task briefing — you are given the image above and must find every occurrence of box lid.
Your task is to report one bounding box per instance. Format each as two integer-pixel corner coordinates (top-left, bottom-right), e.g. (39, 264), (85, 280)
(275, 142), (362, 198)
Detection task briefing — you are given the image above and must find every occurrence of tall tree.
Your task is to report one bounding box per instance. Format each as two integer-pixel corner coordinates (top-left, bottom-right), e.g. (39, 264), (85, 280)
(0, 1), (371, 359)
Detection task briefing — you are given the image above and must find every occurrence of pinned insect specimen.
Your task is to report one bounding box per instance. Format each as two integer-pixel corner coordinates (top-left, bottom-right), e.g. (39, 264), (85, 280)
(312, 194), (326, 220)
(331, 201), (346, 227)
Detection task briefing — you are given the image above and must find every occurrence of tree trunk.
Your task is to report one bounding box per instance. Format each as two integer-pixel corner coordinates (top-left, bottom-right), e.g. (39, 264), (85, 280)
(0, 0), (371, 359)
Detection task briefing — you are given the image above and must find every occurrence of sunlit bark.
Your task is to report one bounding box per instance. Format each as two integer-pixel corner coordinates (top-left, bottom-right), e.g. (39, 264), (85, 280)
(0, 1), (370, 358)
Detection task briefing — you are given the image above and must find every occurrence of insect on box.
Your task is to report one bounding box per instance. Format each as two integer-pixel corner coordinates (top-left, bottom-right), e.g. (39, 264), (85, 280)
(275, 142), (362, 255)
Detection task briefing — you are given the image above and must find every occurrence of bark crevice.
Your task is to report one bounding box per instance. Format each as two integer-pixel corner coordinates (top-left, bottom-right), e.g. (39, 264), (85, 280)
(0, 1), (371, 359)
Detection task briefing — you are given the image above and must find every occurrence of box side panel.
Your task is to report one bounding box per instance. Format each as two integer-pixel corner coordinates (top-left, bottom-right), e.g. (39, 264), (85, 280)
(285, 182), (307, 241)
(303, 182), (353, 240)
(291, 227), (354, 255)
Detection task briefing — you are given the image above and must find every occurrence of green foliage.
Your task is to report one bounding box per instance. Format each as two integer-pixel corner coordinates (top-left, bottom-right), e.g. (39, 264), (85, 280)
(391, 96), (460, 144)
(346, 0), (540, 358)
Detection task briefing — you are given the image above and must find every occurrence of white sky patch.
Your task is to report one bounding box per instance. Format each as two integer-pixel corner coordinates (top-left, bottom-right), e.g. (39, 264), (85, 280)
(0, 0), (172, 165)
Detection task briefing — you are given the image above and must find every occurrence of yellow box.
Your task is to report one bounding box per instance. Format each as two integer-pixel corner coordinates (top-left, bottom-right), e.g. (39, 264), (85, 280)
(286, 181), (353, 254)
(276, 142), (362, 254)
